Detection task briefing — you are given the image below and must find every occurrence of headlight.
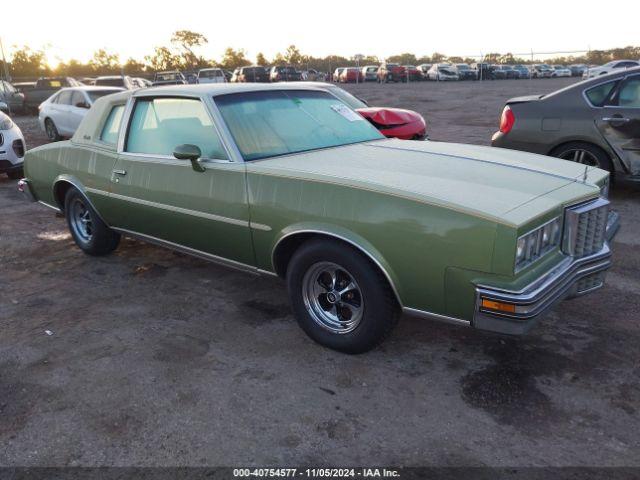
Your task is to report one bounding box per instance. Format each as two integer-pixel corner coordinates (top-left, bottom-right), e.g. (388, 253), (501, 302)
(515, 217), (561, 272)
(0, 113), (13, 130)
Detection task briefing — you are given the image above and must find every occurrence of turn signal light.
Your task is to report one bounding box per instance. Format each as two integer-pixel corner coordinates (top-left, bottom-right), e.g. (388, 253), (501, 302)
(481, 298), (516, 313)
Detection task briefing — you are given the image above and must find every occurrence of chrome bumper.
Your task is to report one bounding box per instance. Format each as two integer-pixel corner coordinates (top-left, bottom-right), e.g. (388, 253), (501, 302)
(473, 210), (620, 335)
(18, 178), (37, 202)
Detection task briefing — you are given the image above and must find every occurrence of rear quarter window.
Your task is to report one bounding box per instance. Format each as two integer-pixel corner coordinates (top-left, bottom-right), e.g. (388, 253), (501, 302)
(100, 105), (125, 145)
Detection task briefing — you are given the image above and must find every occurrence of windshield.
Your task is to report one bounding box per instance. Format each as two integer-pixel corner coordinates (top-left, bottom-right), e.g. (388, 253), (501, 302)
(199, 69), (223, 78)
(87, 89), (121, 102)
(215, 90), (383, 161)
(326, 86), (367, 109)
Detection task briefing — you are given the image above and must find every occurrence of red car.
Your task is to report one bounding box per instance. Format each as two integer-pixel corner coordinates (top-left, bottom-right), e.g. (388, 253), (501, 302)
(339, 67), (364, 83)
(357, 107), (427, 140)
(320, 83), (427, 140)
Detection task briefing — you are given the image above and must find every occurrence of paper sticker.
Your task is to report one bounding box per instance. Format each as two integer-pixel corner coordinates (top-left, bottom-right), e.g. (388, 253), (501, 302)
(331, 104), (364, 122)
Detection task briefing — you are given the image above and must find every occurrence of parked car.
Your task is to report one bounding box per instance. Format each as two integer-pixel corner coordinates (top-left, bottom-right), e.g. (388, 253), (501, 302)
(223, 70), (233, 82)
(530, 64), (553, 78)
(153, 71), (187, 86)
(512, 65), (530, 79)
(455, 63), (476, 80)
(361, 66), (378, 82)
(492, 67), (640, 183)
(495, 65), (519, 79)
(313, 82), (427, 140)
(0, 111), (26, 179)
(78, 78), (96, 86)
(233, 66), (270, 83)
(551, 65), (572, 78)
(472, 63), (495, 80)
(332, 68), (345, 82)
(0, 81), (25, 113)
(197, 68), (227, 84)
(569, 64), (587, 77)
(417, 64), (432, 80)
(491, 65), (508, 80)
(19, 83), (619, 353)
(95, 75), (137, 89)
(377, 63), (406, 83)
(583, 60), (640, 79)
(133, 77), (152, 88)
(301, 69), (322, 81)
(402, 65), (422, 82)
(339, 67), (364, 83)
(24, 77), (81, 112)
(12, 81), (36, 94)
(427, 64), (459, 81)
(270, 66), (301, 82)
(38, 87), (124, 141)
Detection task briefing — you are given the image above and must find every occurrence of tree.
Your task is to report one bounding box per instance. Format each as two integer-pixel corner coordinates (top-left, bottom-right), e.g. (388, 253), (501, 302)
(8, 46), (49, 77)
(89, 49), (120, 74)
(171, 30), (209, 69)
(219, 47), (250, 70)
(387, 52), (417, 65)
(256, 52), (269, 66)
(145, 46), (181, 72)
(123, 57), (147, 74)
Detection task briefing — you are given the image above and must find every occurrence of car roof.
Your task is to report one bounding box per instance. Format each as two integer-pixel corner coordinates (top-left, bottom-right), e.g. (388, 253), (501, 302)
(59, 86), (126, 92)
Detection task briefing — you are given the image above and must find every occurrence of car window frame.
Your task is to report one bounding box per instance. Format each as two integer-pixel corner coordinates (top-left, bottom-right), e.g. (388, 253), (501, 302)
(98, 103), (127, 148)
(120, 94), (233, 163)
(606, 74), (640, 109)
(56, 89), (73, 106)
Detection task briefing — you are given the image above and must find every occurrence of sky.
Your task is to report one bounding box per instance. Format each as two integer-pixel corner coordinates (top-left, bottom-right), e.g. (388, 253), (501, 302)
(1, 0), (638, 66)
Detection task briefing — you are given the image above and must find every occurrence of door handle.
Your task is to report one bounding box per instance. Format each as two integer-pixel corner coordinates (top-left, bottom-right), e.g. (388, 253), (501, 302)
(112, 169), (127, 176)
(602, 117), (630, 123)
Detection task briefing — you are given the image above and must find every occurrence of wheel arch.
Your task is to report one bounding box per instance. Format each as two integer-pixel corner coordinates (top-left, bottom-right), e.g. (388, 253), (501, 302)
(546, 139), (618, 173)
(52, 176), (108, 225)
(271, 226), (403, 309)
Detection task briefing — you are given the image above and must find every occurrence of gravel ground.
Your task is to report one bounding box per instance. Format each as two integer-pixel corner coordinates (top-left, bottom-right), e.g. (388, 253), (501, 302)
(1, 78), (639, 468)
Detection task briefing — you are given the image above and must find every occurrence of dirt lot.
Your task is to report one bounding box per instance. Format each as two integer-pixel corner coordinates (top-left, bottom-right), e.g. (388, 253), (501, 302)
(1, 78), (639, 467)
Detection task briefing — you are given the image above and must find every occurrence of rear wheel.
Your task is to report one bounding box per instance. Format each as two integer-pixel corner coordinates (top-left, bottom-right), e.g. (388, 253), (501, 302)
(45, 118), (61, 142)
(550, 142), (613, 172)
(286, 239), (399, 354)
(64, 187), (120, 255)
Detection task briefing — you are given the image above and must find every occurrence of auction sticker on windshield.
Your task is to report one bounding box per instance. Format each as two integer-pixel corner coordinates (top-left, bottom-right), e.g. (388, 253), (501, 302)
(331, 104), (364, 122)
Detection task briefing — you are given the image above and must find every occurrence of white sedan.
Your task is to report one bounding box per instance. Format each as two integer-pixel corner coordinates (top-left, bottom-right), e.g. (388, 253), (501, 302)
(38, 86), (123, 141)
(583, 60), (640, 79)
(0, 111), (26, 179)
(551, 65), (572, 77)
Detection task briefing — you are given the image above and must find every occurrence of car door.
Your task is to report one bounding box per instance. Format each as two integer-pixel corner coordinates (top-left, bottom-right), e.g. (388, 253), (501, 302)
(596, 74), (640, 176)
(52, 89), (73, 135)
(109, 95), (255, 267)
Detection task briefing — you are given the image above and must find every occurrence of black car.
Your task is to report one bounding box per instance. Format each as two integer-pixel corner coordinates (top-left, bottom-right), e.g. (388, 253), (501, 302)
(455, 64), (476, 80)
(235, 66), (270, 83)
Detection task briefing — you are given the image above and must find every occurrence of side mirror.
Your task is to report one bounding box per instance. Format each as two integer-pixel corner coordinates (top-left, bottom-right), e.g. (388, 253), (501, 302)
(173, 144), (205, 172)
(75, 102), (90, 109)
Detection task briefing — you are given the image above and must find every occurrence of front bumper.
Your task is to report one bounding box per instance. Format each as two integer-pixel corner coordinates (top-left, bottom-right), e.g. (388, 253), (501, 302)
(473, 210), (620, 335)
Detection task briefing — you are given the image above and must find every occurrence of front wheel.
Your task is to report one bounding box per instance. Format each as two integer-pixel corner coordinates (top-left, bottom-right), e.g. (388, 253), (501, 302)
(45, 118), (61, 142)
(64, 187), (120, 255)
(287, 239), (399, 354)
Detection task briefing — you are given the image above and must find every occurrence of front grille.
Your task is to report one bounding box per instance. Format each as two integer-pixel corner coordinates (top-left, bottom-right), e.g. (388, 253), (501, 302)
(563, 198), (609, 258)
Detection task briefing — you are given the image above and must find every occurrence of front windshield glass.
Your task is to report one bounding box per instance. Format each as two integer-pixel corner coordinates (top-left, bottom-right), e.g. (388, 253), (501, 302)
(326, 86), (367, 109)
(215, 90), (384, 161)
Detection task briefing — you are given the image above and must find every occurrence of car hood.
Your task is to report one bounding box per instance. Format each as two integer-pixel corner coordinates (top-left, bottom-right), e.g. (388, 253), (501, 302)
(247, 139), (603, 225)
(356, 108), (424, 126)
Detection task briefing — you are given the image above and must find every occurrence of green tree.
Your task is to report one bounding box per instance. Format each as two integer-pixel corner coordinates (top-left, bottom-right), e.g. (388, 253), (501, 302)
(145, 46), (181, 72)
(387, 52), (417, 65)
(171, 30), (209, 69)
(8, 46), (49, 77)
(220, 47), (250, 70)
(256, 52), (269, 66)
(89, 49), (120, 74)
(123, 57), (147, 74)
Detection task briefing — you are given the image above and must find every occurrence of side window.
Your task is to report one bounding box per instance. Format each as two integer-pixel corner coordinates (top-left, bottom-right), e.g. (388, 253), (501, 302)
(100, 104), (125, 145)
(125, 97), (228, 160)
(616, 77), (640, 108)
(585, 81), (618, 107)
(57, 90), (73, 105)
(71, 90), (86, 107)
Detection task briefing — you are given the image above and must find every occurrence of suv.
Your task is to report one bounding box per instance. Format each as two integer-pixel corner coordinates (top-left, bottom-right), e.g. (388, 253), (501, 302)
(377, 63), (406, 83)
(152, 71), (187, 86)
(270, 66), (301, 82)
(232, 66), (270, 83)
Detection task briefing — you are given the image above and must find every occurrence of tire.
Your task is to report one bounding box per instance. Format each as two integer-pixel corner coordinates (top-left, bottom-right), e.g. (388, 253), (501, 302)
(7, 167), (23, 180)
(550, 142), (613, 173)
(45, 118), (62, 142)
(286, 239), (399, 354)
(64, 187), (120, 256)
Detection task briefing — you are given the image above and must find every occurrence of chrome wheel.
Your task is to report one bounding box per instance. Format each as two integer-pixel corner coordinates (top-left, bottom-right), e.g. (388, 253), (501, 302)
(558, 148), (600, 167)
(69, 198), (93, 244)
(302, 262), (364, 334)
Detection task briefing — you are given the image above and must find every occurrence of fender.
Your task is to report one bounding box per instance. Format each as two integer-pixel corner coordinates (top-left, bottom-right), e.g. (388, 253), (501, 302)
(270, 221), (404, 308)
(51, 174), (110, 227)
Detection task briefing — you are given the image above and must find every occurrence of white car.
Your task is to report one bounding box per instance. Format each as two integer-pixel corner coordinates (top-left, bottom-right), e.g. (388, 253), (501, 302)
(197, 68), (226, 84)
(427, 64), (459, 81)
(551, 65), (572, 77)
(583, 60), (640, 79)
(95, 75), (137, 89)
(0, 111), (26, 179)
(38, 86), (124, 141)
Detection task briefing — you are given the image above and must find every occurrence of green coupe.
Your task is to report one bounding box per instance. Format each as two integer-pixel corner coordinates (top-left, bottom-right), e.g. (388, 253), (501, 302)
(19, 83), (620, 353)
